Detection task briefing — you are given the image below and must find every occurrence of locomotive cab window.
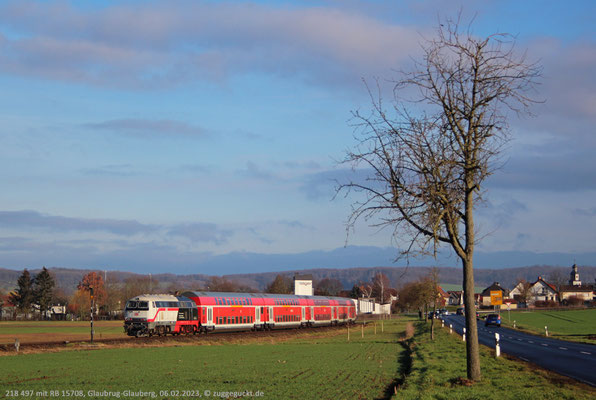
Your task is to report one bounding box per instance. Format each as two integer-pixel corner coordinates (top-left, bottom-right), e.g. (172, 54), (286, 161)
(125, 301), (137, 309)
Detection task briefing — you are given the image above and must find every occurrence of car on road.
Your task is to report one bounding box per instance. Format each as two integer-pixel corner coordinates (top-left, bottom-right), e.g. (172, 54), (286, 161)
(456, 307), (464, 315)
(485, 313), (501, 327)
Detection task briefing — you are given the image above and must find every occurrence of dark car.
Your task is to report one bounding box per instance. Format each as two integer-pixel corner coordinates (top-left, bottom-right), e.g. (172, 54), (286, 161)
(456, 307), (464, 315)
(485, 313), (501, 327)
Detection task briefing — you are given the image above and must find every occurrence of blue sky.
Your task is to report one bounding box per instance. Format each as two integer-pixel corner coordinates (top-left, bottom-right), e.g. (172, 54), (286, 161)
(0, 0), (595, 273)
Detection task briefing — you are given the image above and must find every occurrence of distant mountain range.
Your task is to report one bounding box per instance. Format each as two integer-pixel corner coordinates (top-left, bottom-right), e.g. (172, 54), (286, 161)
(198, 246), (596, 274)
(2, 245), (594, 277)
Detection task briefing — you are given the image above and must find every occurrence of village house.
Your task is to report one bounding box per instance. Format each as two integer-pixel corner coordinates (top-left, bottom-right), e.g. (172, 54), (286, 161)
(479, 282), (510, 308)
(447, 290), (463, 306)
(0, 294), (15, 320)
(510, 276), (558, 307)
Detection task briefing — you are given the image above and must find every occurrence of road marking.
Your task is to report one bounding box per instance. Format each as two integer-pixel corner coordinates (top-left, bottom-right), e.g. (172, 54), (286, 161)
(541, 344), (548, 347)
(520, 357), (529, 362)
(559, 347), (567, 350)
(580, 351), (591, 355)
(517, 339), (522, 341)
(528, 340), (534, 343)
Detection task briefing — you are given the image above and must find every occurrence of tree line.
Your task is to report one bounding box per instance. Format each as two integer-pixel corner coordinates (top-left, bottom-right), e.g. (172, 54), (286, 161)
(2, 269), (398, 320)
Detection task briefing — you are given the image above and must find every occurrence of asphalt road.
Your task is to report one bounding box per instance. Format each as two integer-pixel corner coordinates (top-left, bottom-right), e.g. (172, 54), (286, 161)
(441, 314), (596, 387)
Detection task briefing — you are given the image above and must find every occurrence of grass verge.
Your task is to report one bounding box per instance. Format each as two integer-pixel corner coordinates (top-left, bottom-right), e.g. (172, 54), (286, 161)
(394, 321), (596, 400)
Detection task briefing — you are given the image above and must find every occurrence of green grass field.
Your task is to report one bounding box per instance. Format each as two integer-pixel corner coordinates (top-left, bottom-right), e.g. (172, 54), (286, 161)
(0, 321), (124, 335)
(499, 309), (596, 343)
(0, 320), (126, 344)
(1, 319), (412, 400)
(394, 321), (596, 400)
(2, 316), (595, 400)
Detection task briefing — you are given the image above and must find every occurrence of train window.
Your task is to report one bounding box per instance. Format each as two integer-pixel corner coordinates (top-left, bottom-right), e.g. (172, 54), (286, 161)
(125, 301), (137, 309)
(138, 301), (149, 310)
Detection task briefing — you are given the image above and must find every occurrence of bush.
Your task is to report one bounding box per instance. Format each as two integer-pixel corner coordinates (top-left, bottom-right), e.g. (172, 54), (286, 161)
(566, 296), (584, 306)
(534, 300), (558, 308)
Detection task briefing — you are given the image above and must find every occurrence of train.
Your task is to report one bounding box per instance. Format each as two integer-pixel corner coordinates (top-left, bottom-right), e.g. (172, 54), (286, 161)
(123, 291), (358, 337)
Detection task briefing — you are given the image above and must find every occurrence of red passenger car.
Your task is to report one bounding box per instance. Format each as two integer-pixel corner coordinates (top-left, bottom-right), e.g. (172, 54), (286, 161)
(182, 292), (357, 333)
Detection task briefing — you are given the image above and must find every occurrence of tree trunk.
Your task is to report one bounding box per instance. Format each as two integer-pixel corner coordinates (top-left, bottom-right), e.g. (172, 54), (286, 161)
(430, 303), (435, 340)
(462, 256), (482, 381)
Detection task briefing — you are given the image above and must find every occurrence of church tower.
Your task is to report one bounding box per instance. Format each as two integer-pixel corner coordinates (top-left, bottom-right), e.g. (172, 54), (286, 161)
(568, 264), (581, 286)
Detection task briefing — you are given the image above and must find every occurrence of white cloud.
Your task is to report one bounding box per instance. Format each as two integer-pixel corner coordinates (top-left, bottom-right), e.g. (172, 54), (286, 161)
(0, 1), (421, 89)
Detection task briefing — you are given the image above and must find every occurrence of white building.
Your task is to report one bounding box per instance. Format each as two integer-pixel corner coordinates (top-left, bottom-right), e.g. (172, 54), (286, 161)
(294, 274), (313, 296)
(357, 298), (391, 315)
(510, 276), (558, 306)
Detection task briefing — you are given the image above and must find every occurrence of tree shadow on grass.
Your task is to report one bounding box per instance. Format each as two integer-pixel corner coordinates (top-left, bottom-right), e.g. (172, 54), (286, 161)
(377, 322), (417, 400)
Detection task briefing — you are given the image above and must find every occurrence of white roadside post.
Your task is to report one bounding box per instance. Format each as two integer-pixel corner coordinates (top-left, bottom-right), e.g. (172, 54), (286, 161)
(441, 319), (444, 328)
(513, 320), (516, 329)
(545, 326), (549, 337)
(463, 327), (466, 342)
(449, 324), (452, 334)
(495, 332), (501, 357)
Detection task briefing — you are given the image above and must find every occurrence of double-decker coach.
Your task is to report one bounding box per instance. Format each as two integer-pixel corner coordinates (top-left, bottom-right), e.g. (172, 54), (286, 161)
(181, 291), (356, 333)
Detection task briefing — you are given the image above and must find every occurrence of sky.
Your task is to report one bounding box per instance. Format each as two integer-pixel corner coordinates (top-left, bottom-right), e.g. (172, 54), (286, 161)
(0, 0), (595, 274)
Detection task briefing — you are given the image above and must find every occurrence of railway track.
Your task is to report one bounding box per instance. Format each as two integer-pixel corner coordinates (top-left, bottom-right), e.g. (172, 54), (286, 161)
(0, 323), (356, 354)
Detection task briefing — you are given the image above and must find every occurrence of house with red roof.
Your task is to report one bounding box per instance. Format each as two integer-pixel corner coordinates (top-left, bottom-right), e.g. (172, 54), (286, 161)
(510, 276), (558, 307)
(0, 293), (16, 320)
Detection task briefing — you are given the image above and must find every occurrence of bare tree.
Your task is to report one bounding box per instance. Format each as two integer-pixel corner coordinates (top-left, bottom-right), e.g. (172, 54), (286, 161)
(358, 281), (373, 299)
(513, 278), (533, 305)
(265, 275), (293, 294)
(338, 18), (541, 380)
(315, 278), (343, 296)
(372, 272), (391, 304)
(547, 269), (566, 292)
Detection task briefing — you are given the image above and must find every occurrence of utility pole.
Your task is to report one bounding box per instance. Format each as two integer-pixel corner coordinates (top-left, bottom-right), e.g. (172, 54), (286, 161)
(90, 286), (95, 343)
